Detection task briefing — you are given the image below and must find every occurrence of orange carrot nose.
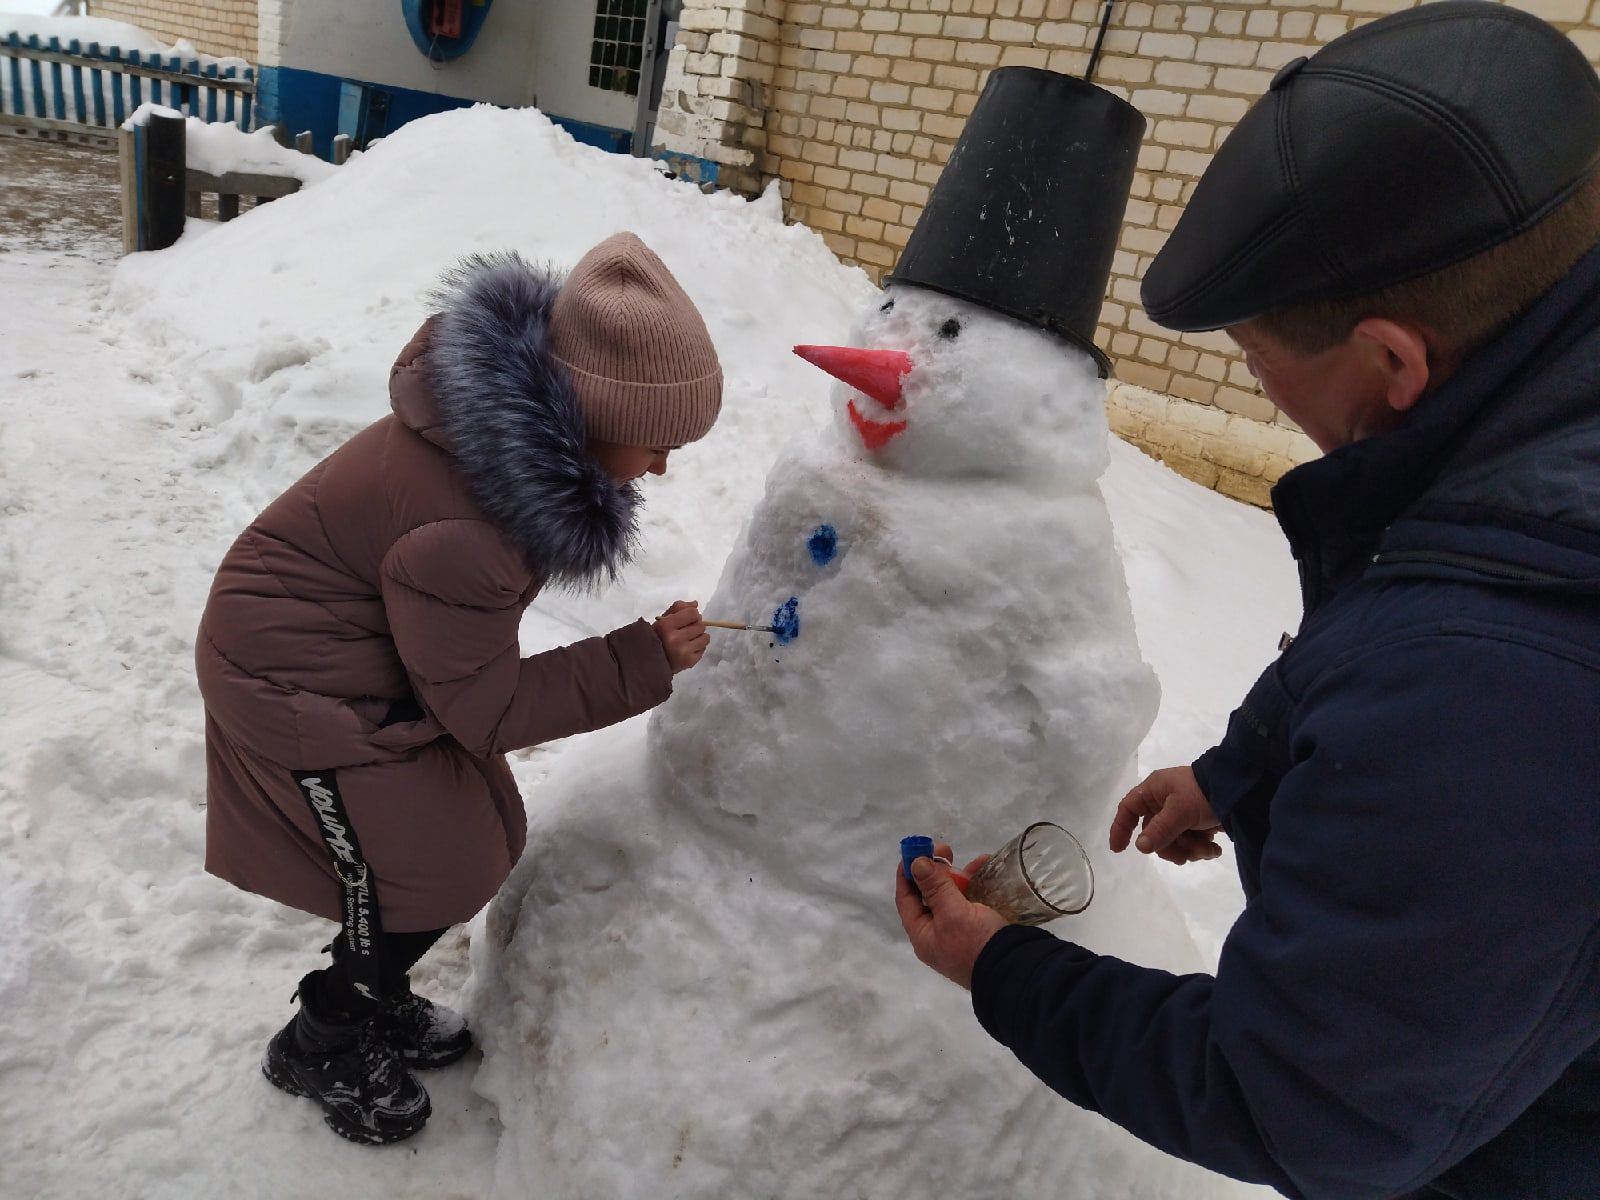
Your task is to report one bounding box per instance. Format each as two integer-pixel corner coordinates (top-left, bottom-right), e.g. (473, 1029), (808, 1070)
(793, 345), (913, 409)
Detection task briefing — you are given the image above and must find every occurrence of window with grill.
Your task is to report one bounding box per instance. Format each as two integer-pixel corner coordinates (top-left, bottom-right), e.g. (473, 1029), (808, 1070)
(589, 0), (647, 96)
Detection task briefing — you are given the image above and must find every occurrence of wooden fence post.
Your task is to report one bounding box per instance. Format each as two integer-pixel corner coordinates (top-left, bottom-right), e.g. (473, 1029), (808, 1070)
(118, 123), (139, 254)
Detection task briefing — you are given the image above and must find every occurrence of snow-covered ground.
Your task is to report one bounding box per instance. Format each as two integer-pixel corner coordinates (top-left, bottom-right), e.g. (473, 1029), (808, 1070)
(0, 108), (1299, 1197)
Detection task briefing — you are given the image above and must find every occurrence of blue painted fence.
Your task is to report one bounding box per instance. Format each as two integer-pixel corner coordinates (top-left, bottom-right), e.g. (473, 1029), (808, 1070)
(0, 33), (254, 139)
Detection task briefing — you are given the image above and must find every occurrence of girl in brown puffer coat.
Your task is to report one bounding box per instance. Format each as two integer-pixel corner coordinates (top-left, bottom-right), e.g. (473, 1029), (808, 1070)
(195, 233), (720, 1145)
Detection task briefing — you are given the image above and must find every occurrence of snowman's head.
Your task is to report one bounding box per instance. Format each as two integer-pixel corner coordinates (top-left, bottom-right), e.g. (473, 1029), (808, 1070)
(796, 284), (1110, 483)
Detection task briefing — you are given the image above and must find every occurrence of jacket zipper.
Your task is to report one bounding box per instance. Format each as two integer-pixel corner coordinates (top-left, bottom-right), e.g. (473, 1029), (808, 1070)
(1370, 549), (1566, 583)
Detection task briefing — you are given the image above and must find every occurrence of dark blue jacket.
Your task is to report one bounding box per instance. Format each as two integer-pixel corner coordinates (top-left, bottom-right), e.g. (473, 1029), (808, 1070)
(971, 246), (1600, 1199)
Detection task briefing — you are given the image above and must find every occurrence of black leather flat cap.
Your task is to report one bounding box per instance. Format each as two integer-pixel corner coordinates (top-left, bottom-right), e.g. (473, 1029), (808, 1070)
(1141, 1), (1600, 332)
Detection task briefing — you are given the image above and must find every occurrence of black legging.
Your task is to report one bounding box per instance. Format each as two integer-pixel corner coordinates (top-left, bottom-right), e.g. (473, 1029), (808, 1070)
(309, 927), (450, 1019)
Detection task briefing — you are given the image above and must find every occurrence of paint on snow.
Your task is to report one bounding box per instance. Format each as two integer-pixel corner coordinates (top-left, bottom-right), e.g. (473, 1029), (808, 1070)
(771, 595), (801, 644)
(806, 524), (838, 567)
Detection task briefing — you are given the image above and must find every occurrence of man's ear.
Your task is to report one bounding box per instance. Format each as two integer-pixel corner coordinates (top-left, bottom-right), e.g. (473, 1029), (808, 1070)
(1353, 317), (1433, 415)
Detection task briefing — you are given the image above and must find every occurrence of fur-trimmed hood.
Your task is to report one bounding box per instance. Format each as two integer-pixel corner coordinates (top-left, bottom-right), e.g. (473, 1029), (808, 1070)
(389, 252), (640, 586)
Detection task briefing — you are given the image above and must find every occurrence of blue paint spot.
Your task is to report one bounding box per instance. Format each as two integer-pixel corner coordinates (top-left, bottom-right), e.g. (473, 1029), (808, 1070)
(807, 524), (839, 567)
(772, 596), (801, 645)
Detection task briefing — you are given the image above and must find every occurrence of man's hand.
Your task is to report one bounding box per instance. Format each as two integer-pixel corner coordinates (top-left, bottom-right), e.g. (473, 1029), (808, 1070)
(654, 601), (709, 674)
(895, 841), (1008, 990)
(1110, 765), (1224, 865)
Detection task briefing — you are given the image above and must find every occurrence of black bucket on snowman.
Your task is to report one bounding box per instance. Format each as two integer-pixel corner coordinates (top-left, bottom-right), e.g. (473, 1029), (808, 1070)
(886, 67), (1145, 378)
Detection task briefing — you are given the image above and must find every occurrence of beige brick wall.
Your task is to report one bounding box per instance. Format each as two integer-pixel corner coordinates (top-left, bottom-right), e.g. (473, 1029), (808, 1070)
(657, 0), (1600, 506)
(90, 0), (258, 61)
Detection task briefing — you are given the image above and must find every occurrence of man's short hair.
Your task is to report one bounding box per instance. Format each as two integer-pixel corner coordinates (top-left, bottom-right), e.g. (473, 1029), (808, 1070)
(1252, 169), (1600, 358)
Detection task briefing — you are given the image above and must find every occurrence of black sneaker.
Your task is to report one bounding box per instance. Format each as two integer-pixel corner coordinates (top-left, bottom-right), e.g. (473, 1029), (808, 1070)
(261, 982), (431, 1145)
(376, 992), (473, 1069)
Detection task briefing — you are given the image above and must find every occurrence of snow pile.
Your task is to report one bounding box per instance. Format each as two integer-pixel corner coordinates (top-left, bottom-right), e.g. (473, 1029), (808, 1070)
(112, 104), (878, 637)
(468, 286), (1236, 1199)
(1, 1), (73, 16)
(0, 12), (250, 71)
(123, 103), (338, 184)
(1, 101), (1296, 1197)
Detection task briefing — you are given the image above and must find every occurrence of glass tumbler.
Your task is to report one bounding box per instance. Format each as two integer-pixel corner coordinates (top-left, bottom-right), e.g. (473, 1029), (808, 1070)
(964, 821), (1094, 925)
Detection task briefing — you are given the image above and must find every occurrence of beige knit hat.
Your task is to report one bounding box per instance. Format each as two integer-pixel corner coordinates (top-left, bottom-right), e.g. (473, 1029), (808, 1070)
(549, 232), (723, 447)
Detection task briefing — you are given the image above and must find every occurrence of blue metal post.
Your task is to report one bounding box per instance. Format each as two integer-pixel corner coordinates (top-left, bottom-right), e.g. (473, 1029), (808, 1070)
(26, 35), (45, 120)
(4, 35), (21, 117)
(46, 37), (66, 120)
(180, 57), (197, 116)
(132, 119), (148, 250)
(204, 61), (218, 122)
(128, 49), (143, 111)
(108, 45), (125, 125)
(87, 43), (105, 127)
(68, 39), (86, 124)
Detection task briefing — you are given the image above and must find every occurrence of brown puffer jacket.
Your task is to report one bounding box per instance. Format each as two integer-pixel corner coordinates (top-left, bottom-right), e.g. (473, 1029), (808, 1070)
(197, 258), (674, 930)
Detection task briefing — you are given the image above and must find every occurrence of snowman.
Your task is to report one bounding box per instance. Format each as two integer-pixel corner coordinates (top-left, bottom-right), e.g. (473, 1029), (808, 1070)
(468, 70), (1249, 1200)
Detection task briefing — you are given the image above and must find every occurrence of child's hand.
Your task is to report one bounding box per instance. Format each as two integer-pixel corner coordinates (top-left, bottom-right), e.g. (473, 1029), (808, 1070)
(654, 601), (709, 674)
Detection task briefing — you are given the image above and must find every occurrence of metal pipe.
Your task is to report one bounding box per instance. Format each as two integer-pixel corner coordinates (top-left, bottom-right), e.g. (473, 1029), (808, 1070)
(1085, 0), (1116, 84)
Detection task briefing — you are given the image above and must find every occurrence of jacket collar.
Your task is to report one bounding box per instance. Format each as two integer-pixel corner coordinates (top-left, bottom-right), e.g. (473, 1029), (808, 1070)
(1270, 240), (1600, 611)
(389, 253), (640, 587)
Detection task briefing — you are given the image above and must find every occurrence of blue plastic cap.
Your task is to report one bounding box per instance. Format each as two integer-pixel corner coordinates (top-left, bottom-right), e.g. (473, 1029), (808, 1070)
(901, 835), (935, 881)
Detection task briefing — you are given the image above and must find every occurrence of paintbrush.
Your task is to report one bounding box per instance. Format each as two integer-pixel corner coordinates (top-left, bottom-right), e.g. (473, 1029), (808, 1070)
(704, 619), (778, 632)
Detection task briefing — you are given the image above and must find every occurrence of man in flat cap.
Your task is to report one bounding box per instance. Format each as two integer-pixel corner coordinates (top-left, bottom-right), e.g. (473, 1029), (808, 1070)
(897, 4), (1600, 1197)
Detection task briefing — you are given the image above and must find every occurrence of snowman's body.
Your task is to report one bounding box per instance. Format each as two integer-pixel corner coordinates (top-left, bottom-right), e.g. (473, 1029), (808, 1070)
(469, 288), (1246, 1199)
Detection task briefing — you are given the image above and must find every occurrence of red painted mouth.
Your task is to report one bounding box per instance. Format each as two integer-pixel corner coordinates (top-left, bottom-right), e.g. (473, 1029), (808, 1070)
(847, 399), (908, 451)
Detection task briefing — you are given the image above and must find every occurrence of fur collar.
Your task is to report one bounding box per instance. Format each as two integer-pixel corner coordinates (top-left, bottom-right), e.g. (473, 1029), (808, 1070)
(425, 252), (639, 587)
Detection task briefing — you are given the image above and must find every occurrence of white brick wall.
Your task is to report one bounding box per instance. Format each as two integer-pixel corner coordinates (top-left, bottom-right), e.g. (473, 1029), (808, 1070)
(652, 0), (781, 187)
(256, 0), (285, 66)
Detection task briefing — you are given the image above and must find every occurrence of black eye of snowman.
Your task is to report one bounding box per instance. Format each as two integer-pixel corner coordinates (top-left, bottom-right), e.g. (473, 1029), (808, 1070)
(938, 318), (962, 340)
(879, 298), (896, 313)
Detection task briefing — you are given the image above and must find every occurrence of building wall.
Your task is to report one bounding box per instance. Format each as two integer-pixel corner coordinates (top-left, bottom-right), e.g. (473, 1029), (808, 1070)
(96, 0), (647, 137)
(527, 0), (641, 134)
(256, 0), (538, 105)
(90, 0), (258, 61)
(656, 0), (1598, 505)
(253, 0), (644, 157)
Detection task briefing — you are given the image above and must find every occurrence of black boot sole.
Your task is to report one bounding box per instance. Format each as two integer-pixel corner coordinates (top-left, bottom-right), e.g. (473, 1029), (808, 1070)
(262, 1052), (431, 1146)
(400, 1039), (473, 1071)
